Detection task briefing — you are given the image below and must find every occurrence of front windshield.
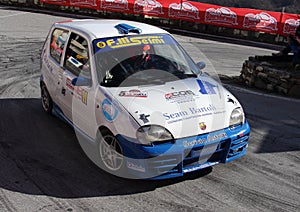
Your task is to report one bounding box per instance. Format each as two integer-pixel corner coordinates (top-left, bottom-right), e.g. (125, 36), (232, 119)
(93, 34), (199, 87)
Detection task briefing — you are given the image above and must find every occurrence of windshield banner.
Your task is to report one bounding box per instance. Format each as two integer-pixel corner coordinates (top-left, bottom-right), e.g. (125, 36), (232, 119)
(93, 34), (176, 53)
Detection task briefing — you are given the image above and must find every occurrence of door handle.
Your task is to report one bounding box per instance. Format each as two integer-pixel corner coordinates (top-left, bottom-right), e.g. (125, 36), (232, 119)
(61, 87), (66, 96)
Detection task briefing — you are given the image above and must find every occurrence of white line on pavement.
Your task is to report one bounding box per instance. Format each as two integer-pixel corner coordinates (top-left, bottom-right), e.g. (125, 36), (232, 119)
(0, 12), (29, 19)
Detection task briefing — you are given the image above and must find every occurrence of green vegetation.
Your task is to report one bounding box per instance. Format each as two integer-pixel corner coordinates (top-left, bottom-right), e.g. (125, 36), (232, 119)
(193, 0), (299, 14)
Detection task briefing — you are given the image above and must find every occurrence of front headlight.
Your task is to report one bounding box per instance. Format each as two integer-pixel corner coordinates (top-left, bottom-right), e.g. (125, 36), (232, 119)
(136, 125), (173, 146)
(229, 107), (245, 127)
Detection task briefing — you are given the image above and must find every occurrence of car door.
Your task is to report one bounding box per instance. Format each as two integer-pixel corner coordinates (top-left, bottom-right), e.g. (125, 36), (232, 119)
(59, 32), (95, 136)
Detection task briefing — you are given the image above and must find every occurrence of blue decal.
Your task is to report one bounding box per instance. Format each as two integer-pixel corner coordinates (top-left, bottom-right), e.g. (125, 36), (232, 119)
(196, 79), (217, 95)
(102, 99), (118, 121)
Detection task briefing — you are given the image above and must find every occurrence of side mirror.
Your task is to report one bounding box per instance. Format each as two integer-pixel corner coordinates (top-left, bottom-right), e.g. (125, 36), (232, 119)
(193, 62), (206, 76)
(71, 77), (91, 86)
(197, 62), (206, 70)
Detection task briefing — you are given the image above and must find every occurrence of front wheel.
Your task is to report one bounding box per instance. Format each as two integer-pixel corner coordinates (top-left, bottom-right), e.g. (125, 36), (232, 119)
(41, 83), (53, 114)
(98, 130), (125, 174)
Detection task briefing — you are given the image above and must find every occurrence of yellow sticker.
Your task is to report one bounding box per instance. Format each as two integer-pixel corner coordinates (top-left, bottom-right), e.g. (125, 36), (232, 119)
(97, 41), (106, 48)
(82, 90), (88, 105)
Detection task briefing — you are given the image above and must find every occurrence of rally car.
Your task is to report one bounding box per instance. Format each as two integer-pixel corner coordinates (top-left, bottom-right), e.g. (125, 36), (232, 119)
(40, 19), (250, 179)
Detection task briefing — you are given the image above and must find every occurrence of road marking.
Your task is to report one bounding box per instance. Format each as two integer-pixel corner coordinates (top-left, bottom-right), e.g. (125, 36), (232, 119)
(0, 12), (29, 19)
(224, 84), (300, 103)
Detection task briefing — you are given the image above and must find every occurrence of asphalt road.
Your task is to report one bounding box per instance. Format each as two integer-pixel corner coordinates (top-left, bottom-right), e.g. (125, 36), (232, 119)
(0, 7), (299, 212)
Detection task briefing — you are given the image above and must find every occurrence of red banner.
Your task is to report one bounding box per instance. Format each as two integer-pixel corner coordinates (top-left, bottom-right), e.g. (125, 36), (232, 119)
(281, 13), (300, 35)
(39, 0), (300, 36)
(40, 0), (69, 6)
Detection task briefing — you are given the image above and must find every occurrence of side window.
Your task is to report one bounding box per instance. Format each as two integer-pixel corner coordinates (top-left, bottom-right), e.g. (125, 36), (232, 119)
(64, 33), (91, 79)
(50, 28), (69, 64)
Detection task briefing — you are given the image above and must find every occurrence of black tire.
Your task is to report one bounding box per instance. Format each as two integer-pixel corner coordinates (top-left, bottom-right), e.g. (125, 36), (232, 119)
(97, 129), (125, 175)
(41, 83), (53, 114)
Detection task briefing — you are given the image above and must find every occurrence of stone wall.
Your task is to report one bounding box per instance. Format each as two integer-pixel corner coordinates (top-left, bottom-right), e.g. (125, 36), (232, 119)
(240, 56), (300, 98)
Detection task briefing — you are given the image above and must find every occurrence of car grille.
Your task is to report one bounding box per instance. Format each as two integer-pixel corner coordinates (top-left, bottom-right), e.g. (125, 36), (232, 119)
(226, 133), (249, 162)
(148, 132), (250, 177)
(148, 154), (181, 176)
(183, 139), (231, 169)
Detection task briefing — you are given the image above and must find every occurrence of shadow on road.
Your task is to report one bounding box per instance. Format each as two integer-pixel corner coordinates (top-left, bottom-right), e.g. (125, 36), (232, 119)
(1, 97), (299, 198)
(0, 98), (212, 198)
(225, 85), (300, 154)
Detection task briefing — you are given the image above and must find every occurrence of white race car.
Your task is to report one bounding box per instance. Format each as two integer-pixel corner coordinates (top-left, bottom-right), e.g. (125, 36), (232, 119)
(40, 19), (250, 179)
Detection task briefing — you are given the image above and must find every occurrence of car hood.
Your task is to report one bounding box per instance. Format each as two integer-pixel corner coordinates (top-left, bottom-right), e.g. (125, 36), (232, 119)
(106, 76), (240, 139)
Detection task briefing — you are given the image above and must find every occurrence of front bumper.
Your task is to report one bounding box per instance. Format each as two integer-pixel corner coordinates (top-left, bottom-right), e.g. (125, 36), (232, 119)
(117, 121), (250, 180)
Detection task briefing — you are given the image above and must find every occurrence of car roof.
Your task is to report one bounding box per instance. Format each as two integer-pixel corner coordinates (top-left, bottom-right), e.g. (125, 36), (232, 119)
(54, 19), (169, 40)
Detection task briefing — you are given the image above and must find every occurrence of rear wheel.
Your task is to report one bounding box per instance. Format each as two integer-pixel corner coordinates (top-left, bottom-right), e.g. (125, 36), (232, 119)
(98, 130), (124, 173)
(41, 83), (53, 114)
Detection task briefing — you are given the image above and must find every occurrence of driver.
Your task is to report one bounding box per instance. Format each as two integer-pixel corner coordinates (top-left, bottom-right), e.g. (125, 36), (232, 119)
(134, 45), (153, 70)
(142, 44), (151, 62)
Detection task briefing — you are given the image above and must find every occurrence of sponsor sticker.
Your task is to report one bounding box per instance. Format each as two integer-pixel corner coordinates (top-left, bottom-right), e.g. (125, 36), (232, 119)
(199, 122), (206, 130)
(66, 78), (74, 91)
(66, 78), (88, 105)
(163, 104), (217, 124)
(81, 90), (88, 105)
(94, 34), (175, 53)
(102, 98), (119, 121)
(183, 138), (206, 147)
(119, 90), (148, 98)
(182, 131), (227, 147)
(165, 90), (195, 104)
(227, 98), (237, 105)
(127, 161), (146, 172)
(139, 114), (150, 123)
(196, 79), (218, 95)
(207, 132), (227, 142)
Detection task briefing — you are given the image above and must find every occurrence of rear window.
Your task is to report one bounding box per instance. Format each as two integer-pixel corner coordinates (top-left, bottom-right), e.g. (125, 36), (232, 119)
(50, 28), (69, 64)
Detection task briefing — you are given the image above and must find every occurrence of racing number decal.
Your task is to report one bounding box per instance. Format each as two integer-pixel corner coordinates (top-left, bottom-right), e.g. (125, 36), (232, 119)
(82, 90), (88, 105)
(196, 79), (217, 95)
